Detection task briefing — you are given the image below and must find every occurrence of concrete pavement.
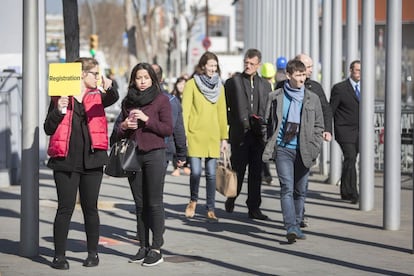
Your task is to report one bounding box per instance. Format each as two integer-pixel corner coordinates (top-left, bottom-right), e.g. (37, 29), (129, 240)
(0, 164), (413, 275)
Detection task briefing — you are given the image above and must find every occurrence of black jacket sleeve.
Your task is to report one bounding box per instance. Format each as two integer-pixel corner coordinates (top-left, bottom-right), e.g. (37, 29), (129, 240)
(44, 98), (65, 136)
(172, 98), (187, 162)
(306, 80), (332, 134)
(102, 86), (119, 107)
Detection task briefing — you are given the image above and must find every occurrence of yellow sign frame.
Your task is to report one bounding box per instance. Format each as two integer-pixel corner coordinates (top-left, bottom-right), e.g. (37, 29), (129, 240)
(48, 63), (82, 96)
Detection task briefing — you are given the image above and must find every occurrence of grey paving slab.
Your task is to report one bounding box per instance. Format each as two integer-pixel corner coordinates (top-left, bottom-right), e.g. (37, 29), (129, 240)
(0, 165), (413, 276)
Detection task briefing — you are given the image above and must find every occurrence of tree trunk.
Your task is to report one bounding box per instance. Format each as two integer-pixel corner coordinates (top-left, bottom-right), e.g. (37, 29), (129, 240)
(124, 0), (138, 69)
(62, 0), (80, 62)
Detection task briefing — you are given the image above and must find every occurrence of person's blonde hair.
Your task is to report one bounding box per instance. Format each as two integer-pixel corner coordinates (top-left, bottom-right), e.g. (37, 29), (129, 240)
(75, 57), (99, 72)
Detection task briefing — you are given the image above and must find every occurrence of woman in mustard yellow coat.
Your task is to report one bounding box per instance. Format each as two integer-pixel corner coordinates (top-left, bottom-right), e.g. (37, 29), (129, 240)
(182, 51), (228, 222)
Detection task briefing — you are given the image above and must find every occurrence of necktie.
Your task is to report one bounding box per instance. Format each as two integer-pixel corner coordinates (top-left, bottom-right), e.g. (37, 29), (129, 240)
(355, 84), (360, 100)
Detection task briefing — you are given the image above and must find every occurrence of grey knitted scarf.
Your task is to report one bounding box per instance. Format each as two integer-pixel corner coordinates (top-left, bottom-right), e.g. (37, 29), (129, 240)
(193, 73), (222, 103)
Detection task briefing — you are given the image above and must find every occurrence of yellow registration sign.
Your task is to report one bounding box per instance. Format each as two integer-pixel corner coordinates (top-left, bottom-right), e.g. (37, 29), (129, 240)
(48, 63), (82, 96)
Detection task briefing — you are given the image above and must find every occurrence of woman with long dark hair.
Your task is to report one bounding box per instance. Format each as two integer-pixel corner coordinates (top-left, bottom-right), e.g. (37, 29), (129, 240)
(114, 63), (173, 266)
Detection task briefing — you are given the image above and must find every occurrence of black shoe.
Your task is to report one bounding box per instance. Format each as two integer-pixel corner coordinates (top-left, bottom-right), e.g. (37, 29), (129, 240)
(286, 226), (306, 244)
(129, 247), (148, 263)
(83, 254), (99, 267)
(286, 226), (298, 244)
(350, 197), (359, 204)
(300, 217), (309, 228)
(263, 176), (273, 185)
(248, 209), (268, 220)
(142, 249), (164, 267)
(225, 198), (235, 213)
(51, 256), (69, 270)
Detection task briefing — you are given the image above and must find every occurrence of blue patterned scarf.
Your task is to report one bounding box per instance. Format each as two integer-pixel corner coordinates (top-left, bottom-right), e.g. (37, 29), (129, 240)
(283, 81), (304, 142)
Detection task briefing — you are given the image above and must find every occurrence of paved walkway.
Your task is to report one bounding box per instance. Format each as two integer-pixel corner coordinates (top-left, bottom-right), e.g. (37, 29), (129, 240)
(0, 164), (413, 275)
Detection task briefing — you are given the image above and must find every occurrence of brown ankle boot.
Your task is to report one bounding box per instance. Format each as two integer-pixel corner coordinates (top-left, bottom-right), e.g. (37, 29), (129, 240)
(185, 201), (196, 218)
(206, 210), (218, 223)
(171, 169), (180, 176)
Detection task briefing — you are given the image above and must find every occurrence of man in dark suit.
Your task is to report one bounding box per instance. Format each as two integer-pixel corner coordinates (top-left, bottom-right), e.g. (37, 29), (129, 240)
(330, 60), (361, 204)
(224, 48), (272, 220)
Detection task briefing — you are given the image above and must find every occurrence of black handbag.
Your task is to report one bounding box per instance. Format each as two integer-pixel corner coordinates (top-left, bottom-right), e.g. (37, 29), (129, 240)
(104, 139), (140, 177)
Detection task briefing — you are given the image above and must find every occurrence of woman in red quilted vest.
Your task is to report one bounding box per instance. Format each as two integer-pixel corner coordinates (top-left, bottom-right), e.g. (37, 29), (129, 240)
(44, 57), (119, 270)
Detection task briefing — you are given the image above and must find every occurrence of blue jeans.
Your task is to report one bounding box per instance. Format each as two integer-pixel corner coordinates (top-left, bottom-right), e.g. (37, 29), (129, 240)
(275, 147), (309, 230)
(188, 157), (217, 211)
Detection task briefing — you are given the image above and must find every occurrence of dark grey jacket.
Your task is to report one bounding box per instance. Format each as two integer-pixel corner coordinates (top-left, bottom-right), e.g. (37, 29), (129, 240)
(262, 87), (324, 168)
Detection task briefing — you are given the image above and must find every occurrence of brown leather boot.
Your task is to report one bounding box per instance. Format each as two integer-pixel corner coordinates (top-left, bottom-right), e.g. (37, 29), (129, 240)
(185, 201), (196, 218)
(206, 210), (219, 223)
(171, 169), (180, 176)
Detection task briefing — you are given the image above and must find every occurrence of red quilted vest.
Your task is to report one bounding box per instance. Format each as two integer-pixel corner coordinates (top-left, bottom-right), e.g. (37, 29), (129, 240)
(47, 89), (108, 157)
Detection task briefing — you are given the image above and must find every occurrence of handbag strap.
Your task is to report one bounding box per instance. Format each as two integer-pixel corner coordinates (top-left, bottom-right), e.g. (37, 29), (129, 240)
(222, 150), (233, 170)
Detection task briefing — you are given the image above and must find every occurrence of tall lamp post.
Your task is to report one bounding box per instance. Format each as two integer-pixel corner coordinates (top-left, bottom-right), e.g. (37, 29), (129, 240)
(203, 0), (211, 51)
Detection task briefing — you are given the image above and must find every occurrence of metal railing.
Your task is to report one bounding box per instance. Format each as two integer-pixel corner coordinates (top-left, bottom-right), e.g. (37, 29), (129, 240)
(374, 103), (414, 174)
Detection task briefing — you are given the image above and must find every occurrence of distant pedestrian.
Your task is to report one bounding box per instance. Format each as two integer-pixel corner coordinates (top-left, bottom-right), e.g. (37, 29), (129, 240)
(294, 53), (332, 142)
(170, 75), (191, 176)
(44, 57), (119, 270)
(330, 60), (361, 204)
(275, 56), (287, 83)
(171, 75), (188, 103)
(151, 64), (187, 172)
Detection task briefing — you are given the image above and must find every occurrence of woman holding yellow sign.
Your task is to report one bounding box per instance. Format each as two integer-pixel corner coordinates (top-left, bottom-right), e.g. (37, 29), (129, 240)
(44, 57), (119, 270)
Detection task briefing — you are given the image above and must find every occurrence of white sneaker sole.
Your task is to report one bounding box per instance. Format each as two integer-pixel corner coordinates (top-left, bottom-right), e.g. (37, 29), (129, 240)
(128, 258), (144, 263)
(142, 257), (164, 267)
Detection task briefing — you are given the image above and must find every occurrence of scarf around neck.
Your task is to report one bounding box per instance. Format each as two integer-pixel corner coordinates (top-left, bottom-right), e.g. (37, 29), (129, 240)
(283, 81), (305, 142)
(124, 85), (160, 109)
(194, 73), (221, 103)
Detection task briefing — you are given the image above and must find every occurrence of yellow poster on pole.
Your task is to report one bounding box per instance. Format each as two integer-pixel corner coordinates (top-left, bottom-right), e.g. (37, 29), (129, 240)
(48, 63), (82, 96)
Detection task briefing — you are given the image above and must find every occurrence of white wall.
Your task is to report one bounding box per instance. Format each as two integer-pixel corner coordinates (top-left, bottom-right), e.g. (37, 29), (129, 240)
(0, 0), (23, 72)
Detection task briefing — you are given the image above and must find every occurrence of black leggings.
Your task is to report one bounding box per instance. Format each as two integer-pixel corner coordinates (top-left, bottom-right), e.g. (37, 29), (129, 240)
(128, 149), (166, 250)
(53, 170), (102, 257)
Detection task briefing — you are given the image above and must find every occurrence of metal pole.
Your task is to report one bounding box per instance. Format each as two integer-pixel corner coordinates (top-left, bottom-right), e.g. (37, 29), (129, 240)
(321, 0), (333, 175)
(281, 0), (287, 57)
(360, 0), (376, 212)
(276, 0), (282, 57)
(289, 0), (296, 59)
(39, 0), (47, 162)
(310, 0), (319, 81)
(295, 0), (303, 55)
(302, 0), (310, 55)
(330, 0), (342, 186)
(86, 0), (96, 34)
(383, 0), (402, 229)
(346, 0), (359, 67)
(20, 0), (39, 257)
(205, 0), (209, 40)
